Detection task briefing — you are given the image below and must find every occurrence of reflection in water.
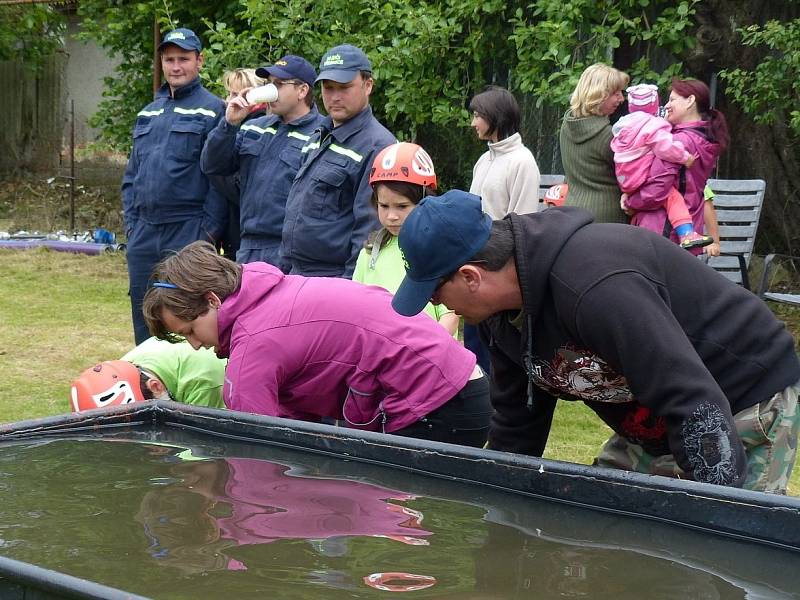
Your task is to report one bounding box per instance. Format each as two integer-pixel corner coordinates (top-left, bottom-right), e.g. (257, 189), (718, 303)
(135, 454), (431, 574)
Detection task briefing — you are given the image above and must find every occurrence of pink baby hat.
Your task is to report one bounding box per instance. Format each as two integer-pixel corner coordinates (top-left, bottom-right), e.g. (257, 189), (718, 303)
(626, 83), (659, 116)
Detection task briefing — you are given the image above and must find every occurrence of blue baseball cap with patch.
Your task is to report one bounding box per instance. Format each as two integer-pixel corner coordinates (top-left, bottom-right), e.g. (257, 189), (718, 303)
(158, 28), (202, 52)
(392, 190), (492, 317)
(256, 55), (317, 87)
(315, 44), (372, 84)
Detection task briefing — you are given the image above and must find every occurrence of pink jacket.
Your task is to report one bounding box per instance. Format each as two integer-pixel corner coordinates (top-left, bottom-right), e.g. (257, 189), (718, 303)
(624, 121), (720, 246)
(217, 263), (476, 432)
(611, 112), (692, 193)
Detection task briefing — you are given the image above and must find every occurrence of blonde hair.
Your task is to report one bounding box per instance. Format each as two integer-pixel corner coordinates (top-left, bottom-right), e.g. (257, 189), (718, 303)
(569, 63), (629, 117)
(222, 68), (264, 94)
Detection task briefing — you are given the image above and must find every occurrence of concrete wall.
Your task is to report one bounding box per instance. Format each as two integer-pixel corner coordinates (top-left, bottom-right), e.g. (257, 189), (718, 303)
(63, 15), (120, 146)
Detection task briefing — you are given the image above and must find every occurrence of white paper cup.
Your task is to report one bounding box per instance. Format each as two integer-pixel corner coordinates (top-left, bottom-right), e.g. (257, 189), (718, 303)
(246, 83), (278, 104)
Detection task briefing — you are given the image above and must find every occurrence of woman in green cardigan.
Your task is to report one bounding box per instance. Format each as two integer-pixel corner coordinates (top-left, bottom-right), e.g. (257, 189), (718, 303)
(559, 63), (630, 224)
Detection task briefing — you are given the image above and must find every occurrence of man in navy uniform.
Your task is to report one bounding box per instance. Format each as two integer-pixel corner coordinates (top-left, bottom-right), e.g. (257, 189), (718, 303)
(280, 44), (395, 277)
(201, 55), (323, 268)
(122, 28), (226, 343)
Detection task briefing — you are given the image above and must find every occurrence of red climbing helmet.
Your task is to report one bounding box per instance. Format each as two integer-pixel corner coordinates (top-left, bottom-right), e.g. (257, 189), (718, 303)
(369, 142), (437, 190)
(70, 360), (146, 412)
(544, 183), (569, 207)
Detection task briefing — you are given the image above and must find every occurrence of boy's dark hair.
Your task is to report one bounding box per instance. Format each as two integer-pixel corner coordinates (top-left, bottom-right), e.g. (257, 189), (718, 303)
(138, 368), (155, 400)
(136, 366), (175, 401)
(142, 241), (242, 341)
(468, 86), (521, 141)
(470, 219), (515, 270)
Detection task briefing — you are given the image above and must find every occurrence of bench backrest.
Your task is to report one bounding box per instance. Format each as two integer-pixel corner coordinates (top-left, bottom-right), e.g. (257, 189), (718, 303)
(705, 178), (766, 286)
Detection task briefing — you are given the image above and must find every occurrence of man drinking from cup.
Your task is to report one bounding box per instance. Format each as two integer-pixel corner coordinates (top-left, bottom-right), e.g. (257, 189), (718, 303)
(201, 55), (323, 268)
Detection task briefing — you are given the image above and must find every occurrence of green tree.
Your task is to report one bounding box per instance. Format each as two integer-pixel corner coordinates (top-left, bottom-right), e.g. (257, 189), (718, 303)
(75, 0), (800, 252)
(510, 0), (698, 105)
(77, 0), (246, 150)
(76, 0), (699, 171)
(0, 4), (65, 66)
(719, 19), (800, 135)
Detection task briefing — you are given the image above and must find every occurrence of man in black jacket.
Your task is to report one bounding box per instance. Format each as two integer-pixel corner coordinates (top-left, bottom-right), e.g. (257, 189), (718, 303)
(392, 190), (800, 493)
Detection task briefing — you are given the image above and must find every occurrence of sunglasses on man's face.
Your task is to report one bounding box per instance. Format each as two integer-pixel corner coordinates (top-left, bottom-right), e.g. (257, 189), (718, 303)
(433, 273), (455, 295)
(272, 79), (304, 88)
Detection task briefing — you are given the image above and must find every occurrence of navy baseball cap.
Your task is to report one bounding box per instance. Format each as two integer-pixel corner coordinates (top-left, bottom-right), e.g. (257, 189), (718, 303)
(392, 190), (492, 317)
(256, 55), (317, 87)
(315, 44), (372, 84)
(158, 28), (202, 52)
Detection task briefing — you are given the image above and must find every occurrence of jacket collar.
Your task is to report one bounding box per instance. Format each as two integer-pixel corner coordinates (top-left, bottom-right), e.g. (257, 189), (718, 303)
(156, 77), (202, 100)
(263, 105), (321, 129)
(319, 105), (375, 143)
(508, 208), (594, 322)
(487, 132), (523, 157)
(216, 263), (285, 358)
(287, 105), (320, 127)
(673, 120), (708, 132)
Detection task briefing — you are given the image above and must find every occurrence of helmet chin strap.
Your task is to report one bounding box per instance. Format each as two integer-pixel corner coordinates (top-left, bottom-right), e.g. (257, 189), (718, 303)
(153, 389), (174, 402)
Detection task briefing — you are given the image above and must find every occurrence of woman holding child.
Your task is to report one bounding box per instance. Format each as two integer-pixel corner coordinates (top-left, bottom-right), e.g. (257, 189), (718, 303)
(623, 78), (729, 252)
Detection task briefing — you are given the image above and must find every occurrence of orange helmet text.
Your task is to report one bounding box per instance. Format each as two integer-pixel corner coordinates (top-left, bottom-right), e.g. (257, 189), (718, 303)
(369, 142), (437, 190)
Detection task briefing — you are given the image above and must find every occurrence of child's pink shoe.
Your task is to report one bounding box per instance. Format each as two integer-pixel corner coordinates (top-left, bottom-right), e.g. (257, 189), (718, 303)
(679, 231), (714, 250)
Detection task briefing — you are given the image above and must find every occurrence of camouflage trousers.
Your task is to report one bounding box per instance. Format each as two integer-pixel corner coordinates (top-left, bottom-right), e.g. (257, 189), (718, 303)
(594, 381), (800, 494)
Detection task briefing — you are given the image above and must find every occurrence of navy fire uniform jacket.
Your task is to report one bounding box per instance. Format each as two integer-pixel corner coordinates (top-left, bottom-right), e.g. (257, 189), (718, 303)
(280, 105), (396, 277)
(122, 78), (227, 239)
(201, 106), (324, 266)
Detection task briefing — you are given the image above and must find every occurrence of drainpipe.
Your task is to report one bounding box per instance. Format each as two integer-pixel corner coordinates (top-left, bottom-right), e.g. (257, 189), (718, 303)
(152, 17), (161, 97)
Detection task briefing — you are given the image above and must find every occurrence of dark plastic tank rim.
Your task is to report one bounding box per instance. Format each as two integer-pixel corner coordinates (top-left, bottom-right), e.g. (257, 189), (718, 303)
(0, 555), (151, 600)
(1, 400), (798, 559)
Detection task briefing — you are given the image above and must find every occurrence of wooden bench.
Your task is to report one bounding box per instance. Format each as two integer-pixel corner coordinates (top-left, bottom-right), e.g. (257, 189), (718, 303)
(704, 178), (766, 290)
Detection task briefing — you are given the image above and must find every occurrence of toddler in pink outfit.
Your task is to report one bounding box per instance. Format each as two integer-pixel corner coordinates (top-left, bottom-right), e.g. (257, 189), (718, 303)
(612, 83), (712, 250)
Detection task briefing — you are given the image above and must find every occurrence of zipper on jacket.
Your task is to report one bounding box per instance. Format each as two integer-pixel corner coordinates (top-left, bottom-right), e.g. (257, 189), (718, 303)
(521, 316), (536, 411)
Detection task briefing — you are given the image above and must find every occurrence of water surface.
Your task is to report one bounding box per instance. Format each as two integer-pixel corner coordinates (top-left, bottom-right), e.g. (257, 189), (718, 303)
(0, 429), (796, 599)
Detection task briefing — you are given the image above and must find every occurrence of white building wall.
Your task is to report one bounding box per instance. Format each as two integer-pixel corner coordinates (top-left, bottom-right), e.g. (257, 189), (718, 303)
(63, 15), (120, 145)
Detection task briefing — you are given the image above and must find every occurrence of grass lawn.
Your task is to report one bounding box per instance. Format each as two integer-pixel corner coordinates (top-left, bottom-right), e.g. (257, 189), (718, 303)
(0, 247), (798, 495)
(0, 249), (132, 420)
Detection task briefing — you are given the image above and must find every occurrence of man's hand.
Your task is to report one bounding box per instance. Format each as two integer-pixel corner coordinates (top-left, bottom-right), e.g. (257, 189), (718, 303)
(225, 88), (254, 127)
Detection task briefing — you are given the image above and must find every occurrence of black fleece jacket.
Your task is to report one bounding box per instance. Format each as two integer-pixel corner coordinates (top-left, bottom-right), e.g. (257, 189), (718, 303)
(482, 207), (800, 487)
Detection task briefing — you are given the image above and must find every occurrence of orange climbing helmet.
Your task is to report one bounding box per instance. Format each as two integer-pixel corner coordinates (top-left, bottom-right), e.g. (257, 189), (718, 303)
(70, 360), (146, 412)
(544, 183), (569, 207)
(369, 142), (437, 190)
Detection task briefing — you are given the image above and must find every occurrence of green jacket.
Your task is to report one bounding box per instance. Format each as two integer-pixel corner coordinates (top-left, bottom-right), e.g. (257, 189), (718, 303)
(122, 337), (226, 408)
(559, 111), (627, 224)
